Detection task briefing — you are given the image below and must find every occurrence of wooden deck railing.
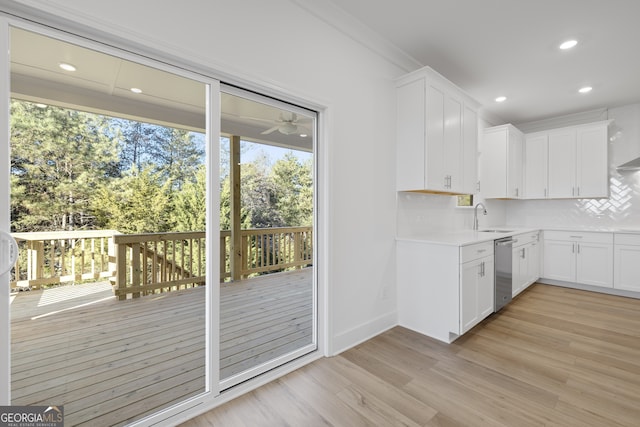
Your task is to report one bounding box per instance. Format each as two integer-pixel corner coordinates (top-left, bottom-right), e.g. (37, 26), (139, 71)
(10, 226), (313, 299)
(112, 231), (206, 300)
(10, 230), (118, 290)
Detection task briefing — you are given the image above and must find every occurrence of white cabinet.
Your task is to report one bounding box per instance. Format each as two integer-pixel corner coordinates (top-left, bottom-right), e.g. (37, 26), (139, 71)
(460, 242), (495, 333)
(480, 124), (523, 199)
(397, 239), (493, 343)
(614, 233), (640, 292)
(547, 121), (610, 199)
(523, 133), (549, 199)
(542, 231), (613, 288)
(512, 232), (540, 297)
(396, 67), (479, 194)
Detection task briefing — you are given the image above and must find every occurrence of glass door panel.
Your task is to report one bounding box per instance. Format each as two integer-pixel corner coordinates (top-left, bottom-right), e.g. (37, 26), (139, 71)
(7, 27), (210, 426)
(219, 89), (316, 389)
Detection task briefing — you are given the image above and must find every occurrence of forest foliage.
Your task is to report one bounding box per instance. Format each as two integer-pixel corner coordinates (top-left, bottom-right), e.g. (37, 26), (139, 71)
(10, 100), (313, 234)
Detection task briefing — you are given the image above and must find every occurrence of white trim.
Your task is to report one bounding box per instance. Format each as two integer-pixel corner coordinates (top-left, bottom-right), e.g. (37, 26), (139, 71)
(290, 0), (422, 73)
(330, 311), (397, 356)
(206, 81), (222, 397)
(0, 16), (11, 405)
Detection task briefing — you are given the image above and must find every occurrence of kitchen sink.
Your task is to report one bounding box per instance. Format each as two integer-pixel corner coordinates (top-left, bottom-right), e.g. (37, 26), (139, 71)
(479, 229), (514, 233)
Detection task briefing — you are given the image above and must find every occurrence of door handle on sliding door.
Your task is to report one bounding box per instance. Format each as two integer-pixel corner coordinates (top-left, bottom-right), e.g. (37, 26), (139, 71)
(0, 230), (18, 275)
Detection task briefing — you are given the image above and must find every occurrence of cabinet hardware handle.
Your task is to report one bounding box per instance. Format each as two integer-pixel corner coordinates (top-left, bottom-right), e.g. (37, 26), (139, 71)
(477, 249), (486, 253)
(569, 235), (583, 238)
(515, 188), (519, 197)
(544, 188), (547, 197)
(572, 243), (575, 253)
(577, 187), (580, 197)
(577, 244), (580, 254)
(477, 181), (481, 192)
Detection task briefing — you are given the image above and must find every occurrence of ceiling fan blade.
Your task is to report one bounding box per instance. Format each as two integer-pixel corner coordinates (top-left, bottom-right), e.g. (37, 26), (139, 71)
(261, 125), (280, 135)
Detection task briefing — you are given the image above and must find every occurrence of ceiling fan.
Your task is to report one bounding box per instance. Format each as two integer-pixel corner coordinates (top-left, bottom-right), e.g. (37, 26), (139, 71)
(261, 113), (310, 135)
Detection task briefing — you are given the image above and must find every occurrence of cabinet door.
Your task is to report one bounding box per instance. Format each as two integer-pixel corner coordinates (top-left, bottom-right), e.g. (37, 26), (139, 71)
(577, 124), (609, 198)
(548, 129), (576, 198)
(507, 129), (523, 198)
(462, 105), (478, 194)
(396, 78), (426, 191)
(513, 246), (528, 296)
(614, 245), (640, 291)
(460, 259), (480, 334)
(478, 256), (495, 318)
(444, 94), (462, 192)
(543, 239), (576, 282)
(480, 128), (508, 198)
(524, 134), (548, 198)
(461, 256), (494, 334)
(425, 83), (446, 191)
(576, 242), (613, 288)
(527, 242), (540, 284)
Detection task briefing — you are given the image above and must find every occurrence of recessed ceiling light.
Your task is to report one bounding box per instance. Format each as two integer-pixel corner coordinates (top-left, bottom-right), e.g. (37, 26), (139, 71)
(130, 87), (143, 94)
(559, 40), (578, 50)
(58, 62), (76, 72)
(495, 96), (507, 103)
(579, 86), (592, 94)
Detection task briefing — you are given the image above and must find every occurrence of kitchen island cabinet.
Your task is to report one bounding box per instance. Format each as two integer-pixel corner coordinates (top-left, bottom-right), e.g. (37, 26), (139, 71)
(397, 239), (494, 343)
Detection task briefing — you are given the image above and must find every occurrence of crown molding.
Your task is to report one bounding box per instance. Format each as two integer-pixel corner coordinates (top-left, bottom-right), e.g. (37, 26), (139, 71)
(290, 0), (422, 73)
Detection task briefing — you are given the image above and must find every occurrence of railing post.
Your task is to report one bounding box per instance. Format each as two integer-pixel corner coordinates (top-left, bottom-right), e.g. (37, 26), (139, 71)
(115, 240), (127, 301)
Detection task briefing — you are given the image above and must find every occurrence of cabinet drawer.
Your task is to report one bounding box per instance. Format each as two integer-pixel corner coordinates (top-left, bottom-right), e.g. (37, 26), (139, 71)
(461, 241), (494, 263)
(615, 233), (640, 246)
(513, 231), (539, 247)
(543, 230), (613, 244)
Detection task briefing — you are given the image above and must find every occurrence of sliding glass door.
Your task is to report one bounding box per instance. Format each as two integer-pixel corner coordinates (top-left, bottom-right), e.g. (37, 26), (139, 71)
(3, 24), (217, 426)
(218, 87), (316, 389)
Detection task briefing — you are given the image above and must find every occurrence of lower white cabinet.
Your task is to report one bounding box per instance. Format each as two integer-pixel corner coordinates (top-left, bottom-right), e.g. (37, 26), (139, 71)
(614, 233), (640, 292)
(542, 231), (613, 288)
(512, 232), (540, 297)
(397, 239), (494, 343)
(460, 251), (494, 334)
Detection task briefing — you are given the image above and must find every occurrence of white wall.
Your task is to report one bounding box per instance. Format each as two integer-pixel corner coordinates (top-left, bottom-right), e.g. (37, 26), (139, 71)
(506, 103), (640, 229)
(10, 0), (407, 355)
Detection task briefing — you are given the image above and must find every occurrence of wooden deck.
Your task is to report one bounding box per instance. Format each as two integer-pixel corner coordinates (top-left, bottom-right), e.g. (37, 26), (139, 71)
(10, 268), (313, 427)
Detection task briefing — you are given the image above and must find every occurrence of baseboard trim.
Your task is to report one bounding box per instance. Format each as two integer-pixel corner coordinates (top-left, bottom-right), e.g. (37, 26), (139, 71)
(330, 310), (398, 356)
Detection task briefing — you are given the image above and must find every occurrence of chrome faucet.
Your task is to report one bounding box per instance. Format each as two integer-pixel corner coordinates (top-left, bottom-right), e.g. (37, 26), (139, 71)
(473, 202), (487, 231)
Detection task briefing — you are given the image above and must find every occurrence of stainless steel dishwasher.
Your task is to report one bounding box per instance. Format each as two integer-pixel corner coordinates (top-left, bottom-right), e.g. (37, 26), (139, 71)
(494, 237), (514, 311)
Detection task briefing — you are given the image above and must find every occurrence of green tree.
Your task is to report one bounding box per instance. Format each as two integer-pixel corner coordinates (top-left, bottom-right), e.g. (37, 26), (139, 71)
(174, 165), (207, 231)
(92, 165), (173, 233)
(10, 100), (119, 232)
(271, 152), (313, 226)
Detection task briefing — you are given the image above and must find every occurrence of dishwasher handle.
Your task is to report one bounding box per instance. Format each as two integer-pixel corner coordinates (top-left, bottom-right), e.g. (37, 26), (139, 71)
(495, 239), (514, 247)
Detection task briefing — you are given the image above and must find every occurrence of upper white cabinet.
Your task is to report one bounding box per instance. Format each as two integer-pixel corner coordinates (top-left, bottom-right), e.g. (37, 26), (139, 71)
(396, 67), (480, 194)
(547, 121), (611, 199)
(480, 124), (524, 199)
(523, 133), (549, 198)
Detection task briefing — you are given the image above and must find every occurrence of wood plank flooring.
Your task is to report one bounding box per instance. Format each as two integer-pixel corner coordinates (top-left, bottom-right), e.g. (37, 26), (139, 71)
(182, 284), (640, 427)
(10, 268), (313, 426)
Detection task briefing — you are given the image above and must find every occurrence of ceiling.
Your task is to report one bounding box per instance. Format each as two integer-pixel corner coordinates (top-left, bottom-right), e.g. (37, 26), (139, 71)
(10, 28), (314, 152)
(327, 0), (640, 125)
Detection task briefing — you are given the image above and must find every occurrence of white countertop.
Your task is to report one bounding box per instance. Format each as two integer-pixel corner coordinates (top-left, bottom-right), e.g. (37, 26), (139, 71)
(397, 226), (640, 246)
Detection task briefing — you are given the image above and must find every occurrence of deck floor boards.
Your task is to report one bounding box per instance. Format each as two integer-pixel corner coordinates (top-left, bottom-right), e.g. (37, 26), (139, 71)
(10, 268), (313, 426)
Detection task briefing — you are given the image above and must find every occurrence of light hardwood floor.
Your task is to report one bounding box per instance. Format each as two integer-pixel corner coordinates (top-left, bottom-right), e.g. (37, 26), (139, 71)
(10, 268), (312, 426)
(182, 283), (640, 427)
